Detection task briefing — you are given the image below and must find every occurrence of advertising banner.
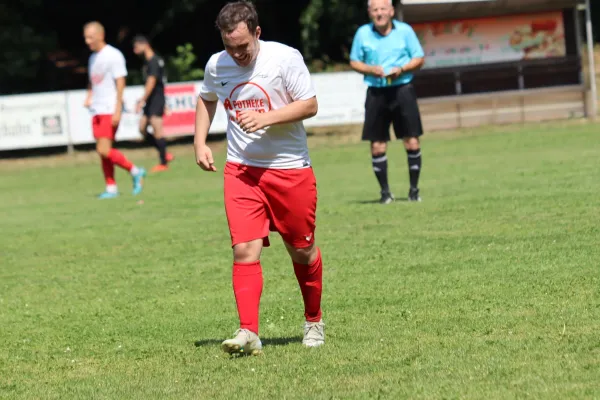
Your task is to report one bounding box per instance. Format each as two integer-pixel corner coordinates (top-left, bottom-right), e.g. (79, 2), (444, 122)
(66, 86), (144, 145)
(66, 82), (228, 145)
(163, 84), (197, 136)
(305, 72), (367, 127)
(0, 92), (70, 150)
(413, 11), (566, 69)
(403, 0), (496, 3)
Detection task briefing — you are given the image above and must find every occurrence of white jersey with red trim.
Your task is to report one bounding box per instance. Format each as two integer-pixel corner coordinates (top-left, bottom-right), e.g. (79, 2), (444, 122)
(88, 44), (128, 116)
(200, 41), (316, 169)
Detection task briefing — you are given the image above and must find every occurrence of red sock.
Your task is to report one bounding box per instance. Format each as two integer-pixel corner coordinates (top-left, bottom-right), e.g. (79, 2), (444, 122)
(233, 261), (263, 335)
(101, 156), (116, 185)
(107, 148), (133, 171)
(293, 248), (323, 322)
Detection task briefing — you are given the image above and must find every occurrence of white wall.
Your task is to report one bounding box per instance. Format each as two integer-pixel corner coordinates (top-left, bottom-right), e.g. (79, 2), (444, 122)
(0, 72), (368, 151)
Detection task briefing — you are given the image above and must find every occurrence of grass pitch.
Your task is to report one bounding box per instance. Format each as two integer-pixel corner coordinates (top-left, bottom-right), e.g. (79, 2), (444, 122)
(1, 122), (599, 399)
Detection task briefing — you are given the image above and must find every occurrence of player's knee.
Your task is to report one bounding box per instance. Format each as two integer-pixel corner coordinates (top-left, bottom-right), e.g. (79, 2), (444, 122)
(96, 142), (111, 157)
(403, 137), (419, 150)
(150, 117), (163, 138)
(287, 243), (318, 265)
(233, 240), (262, 263)
(371, 141), (386, 155)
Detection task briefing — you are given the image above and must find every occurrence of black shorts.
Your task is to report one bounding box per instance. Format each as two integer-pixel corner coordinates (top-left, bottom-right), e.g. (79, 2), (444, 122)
(362, 83), (423, 142)
(143, 96), (165, 117)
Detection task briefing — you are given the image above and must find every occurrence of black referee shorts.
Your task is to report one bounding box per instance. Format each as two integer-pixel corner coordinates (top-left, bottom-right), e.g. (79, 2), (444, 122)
(143, 96), (165, 118)
(362, 83), (423, 142)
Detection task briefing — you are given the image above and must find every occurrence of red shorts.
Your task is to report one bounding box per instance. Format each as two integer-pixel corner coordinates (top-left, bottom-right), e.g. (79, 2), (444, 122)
(224, 162), (317, 249)
(92, 114), (118, 140)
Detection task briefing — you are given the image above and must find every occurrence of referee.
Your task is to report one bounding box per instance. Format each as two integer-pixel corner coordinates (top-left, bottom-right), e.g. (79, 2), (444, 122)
(349, 0), (425, 203)
(133, 35), (173, 172)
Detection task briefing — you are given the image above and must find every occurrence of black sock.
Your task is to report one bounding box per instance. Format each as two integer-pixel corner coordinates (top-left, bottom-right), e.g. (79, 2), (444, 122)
(372, 153), (389, 193)
(156, 138), (168, 165)
(407, 148), (422, 189)
(145, 133), (159, 149)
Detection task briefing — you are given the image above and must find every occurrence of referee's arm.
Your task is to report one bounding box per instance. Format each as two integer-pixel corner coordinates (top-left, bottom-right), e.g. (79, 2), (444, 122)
(402, 26), (426, 73)
(400, 57), (425, 73)
(348, 30), (385, 77)
(350, 60), (385, 77)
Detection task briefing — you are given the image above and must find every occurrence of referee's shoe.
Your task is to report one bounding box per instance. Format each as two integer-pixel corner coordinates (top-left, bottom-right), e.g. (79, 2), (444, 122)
(408, 188), (421, 202)
(380, 191), (394, 205)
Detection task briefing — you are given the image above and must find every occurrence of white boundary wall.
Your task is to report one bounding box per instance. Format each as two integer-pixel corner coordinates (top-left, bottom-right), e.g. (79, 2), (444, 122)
(0, 70), (588, 152)
(0, 71), (368, 151)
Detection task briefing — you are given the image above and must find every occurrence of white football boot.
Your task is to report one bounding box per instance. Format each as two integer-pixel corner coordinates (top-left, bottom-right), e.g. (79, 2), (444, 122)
(221, 329), (263, 356)
(302, 320), (325, 348)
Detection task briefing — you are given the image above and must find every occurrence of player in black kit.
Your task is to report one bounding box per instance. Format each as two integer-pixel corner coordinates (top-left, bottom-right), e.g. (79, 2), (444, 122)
(133, 35), (174, 172)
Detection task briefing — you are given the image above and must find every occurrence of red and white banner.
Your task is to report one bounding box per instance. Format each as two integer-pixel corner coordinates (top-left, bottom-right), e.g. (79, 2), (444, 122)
(413, 11), (566, 69)
(163, 84), (198, 136)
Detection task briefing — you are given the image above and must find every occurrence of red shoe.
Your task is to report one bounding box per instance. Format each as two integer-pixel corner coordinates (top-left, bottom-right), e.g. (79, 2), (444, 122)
(166, 153), (175, 163)
(151, 164), (169, 173)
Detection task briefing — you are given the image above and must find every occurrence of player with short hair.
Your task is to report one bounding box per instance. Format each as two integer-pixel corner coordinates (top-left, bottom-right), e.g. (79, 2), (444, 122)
(350, 0), (425, 203)
(84, 22), (146, 199)
(133, 35), (174, 173)
(194, 0), (325, 355)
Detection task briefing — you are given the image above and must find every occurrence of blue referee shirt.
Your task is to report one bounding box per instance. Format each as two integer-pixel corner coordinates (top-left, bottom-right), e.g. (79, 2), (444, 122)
(350, 20), (424, 88)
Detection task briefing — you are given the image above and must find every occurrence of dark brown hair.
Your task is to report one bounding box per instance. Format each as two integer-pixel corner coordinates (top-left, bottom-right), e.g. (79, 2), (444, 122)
(216, 1), (259, 34)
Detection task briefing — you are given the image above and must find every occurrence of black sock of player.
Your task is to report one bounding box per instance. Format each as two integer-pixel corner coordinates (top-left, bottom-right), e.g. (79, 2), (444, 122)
(156, 138), (168, 165)
(407, 148), (422, 189)
(145, 133), (159, 149)
(372, 153), (389, 193)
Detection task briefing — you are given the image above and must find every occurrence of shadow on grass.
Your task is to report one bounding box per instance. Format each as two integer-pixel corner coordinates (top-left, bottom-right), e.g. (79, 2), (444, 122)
(354, 197), (408, 204)
(194, 336), (302, 348)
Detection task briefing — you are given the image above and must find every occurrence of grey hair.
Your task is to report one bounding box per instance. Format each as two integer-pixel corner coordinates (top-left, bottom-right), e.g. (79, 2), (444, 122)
(368, 0), (393, 6)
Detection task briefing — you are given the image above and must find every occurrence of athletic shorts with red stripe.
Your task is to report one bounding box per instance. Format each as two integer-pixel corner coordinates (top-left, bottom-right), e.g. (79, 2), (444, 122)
(224, 161), (317, 249)
(92, 114), (118, 140)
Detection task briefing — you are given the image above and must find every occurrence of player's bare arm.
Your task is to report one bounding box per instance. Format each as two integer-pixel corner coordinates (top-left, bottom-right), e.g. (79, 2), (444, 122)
(136, 76), (157, 113)
(194, 97), (218, 172)
(112, 77), (125, 127)
(84, 83), (93, 108)
(238, 96), (318, 134)
(350, 61), (385, 78)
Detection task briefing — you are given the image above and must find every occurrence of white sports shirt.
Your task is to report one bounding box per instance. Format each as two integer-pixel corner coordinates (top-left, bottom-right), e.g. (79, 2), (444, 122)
(88, 44), (128, 116)
(200, 41), (316, 169)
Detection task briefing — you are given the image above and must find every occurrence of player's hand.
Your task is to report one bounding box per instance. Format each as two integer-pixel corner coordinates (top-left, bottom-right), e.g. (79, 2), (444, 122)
(195, 144), (217, 172)
(370, 66), (386, 77)
(84, 97), (92, 108)
(387, 67), (404, 79)
(135, 100), (145, 114)
(238, 110), (268, 133)
(112, 112), (121, 127)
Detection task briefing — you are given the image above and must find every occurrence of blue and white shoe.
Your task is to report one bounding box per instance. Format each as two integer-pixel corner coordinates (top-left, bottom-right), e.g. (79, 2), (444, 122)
(132, 168), (147, 195)
(97, 191), (119, 199)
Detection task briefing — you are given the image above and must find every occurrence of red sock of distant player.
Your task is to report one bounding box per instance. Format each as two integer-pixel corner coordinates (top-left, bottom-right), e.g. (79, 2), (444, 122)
(107, 149), (133, 171)
(233, 261), (263, 335)
(293, 248), (323, 322)
(101, 156), (116, 185)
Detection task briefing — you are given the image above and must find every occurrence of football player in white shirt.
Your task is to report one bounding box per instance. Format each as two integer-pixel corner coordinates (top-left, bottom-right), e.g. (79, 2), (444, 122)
(194, 1), (325, 355)
(83, 22), (146, 199)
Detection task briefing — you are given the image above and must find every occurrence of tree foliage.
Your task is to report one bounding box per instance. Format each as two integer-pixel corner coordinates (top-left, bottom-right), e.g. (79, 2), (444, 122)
(0, 0), (599, 95)
(300, 0), (365, 63)
(167, 43), (205, 83)
(0, 1), (57, 93)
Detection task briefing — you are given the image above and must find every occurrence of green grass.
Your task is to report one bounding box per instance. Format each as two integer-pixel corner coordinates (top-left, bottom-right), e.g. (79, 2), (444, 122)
(1, 122), (599, 399)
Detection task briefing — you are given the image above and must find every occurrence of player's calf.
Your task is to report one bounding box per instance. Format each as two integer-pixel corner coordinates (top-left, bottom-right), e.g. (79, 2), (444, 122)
(288, 243), (325, 347)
